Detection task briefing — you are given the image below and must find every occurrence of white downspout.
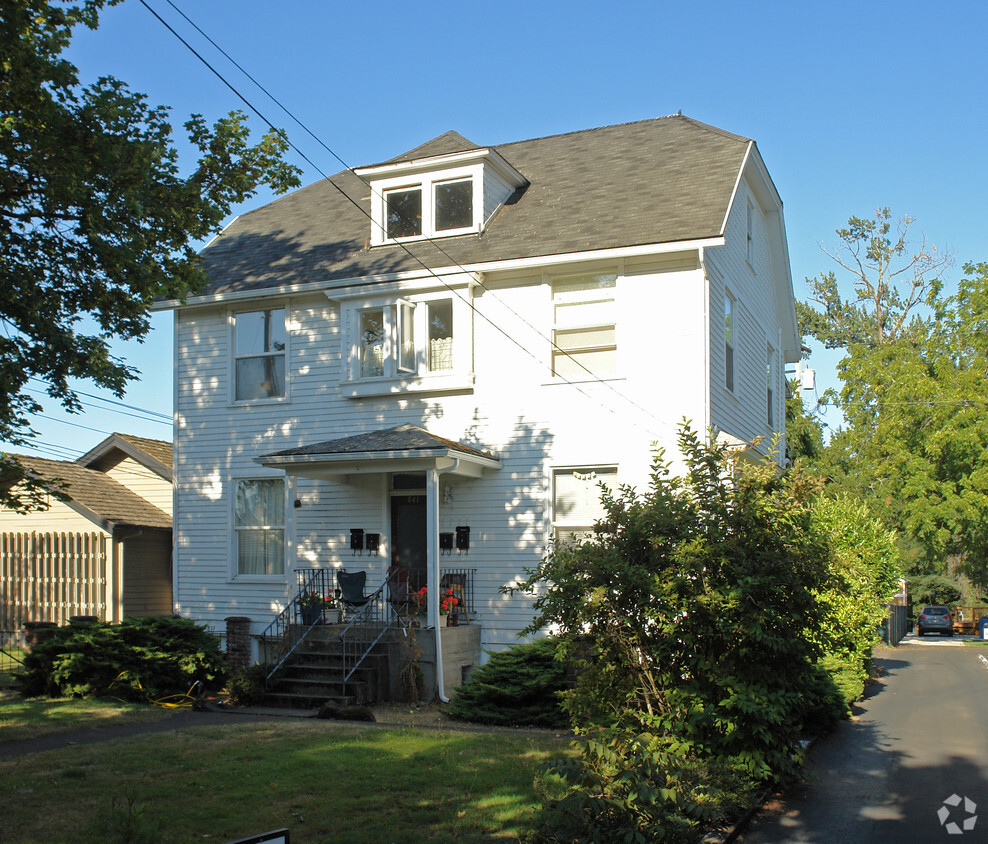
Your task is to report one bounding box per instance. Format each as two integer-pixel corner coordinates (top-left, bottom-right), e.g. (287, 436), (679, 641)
(428, 459), (460, 703)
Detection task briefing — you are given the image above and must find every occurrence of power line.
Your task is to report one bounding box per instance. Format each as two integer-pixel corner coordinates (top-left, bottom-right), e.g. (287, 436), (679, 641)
(26, 386), (171, 427)
(140, 0), (681, 441)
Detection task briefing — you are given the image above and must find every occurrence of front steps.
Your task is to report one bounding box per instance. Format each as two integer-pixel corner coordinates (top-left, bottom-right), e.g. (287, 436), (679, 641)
(261, 625), (392, 709)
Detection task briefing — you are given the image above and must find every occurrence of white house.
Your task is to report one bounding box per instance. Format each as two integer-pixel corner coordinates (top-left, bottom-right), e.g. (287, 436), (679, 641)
(156, 115), (799, 695)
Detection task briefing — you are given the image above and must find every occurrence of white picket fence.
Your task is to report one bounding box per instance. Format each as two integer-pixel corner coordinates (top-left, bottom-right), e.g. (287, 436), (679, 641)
(0, 532), (108, 637)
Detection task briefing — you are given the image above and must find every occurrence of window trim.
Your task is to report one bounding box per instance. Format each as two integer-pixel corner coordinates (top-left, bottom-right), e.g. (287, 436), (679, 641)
(339, 288), (475, 398)
(231, 306), (289, 404)
(551, 271), (618, 381)
(369, 166), (483, 245)
(232, 475), (288, 580)
(766, 343), (776, 428)
(551, 465), (619, 546)
(724, 291), (736, 394)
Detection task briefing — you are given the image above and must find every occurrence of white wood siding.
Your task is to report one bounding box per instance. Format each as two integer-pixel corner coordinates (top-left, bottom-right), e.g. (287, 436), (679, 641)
(173, 258), (723, 651)
(106, 458), (173, 517)
(705, 175), (787, 456)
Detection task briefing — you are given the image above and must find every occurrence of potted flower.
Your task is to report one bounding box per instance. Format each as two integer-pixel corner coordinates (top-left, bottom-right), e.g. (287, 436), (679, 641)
(413, 586), (428, 616)
(440, 589), (460, 625)
(298, 591), (333, 625)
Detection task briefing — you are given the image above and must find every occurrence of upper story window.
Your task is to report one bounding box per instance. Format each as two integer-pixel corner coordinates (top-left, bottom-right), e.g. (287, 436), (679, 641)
(355, 147), (527, 246)
(552, 273), (617, 379)
(746, 200), (754, 263)
(724, 292), (736, 393)
(334, 284), (474, 398)
(234, 308), (286, 401)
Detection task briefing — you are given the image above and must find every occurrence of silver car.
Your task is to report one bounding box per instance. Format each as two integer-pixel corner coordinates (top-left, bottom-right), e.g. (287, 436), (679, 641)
(917, 605), (953, 637)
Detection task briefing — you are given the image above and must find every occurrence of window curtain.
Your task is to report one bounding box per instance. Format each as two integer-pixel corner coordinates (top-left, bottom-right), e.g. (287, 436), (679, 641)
(236, 479), (285, 575)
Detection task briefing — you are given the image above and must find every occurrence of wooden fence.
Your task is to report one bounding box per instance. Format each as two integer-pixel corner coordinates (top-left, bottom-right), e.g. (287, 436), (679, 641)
(0, 532), (108, 638)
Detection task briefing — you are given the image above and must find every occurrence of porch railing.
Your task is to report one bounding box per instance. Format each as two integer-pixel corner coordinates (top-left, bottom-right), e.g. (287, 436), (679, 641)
(338, 577), (409, 698)
(260, 569), (335, 680)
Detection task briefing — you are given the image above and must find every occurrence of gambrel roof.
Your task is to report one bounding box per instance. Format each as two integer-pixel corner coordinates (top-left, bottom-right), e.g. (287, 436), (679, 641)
(196, 115), (758, 296)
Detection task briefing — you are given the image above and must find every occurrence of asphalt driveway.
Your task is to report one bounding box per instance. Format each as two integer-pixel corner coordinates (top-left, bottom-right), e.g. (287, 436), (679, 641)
(738, 635), (988, 842)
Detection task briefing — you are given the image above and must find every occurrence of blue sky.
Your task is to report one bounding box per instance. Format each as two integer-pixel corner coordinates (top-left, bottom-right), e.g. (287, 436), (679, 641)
(10, 0), (988, 459)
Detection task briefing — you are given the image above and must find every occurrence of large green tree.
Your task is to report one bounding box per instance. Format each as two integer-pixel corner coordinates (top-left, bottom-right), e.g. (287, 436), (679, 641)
(800, 209), (988, 590)
(0, 0), (300, 510)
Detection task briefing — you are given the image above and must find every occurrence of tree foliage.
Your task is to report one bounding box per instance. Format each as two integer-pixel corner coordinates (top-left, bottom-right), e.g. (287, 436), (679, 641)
(817, 263), (988, 590)
(0, 0), (300, 507)
(516, 427), (832, 781)
(796, 207), (951, 350)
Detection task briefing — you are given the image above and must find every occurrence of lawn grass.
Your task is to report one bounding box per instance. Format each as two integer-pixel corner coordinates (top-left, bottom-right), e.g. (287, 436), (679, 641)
(0, 718), (570, 843)
(0, 690), (171, 743)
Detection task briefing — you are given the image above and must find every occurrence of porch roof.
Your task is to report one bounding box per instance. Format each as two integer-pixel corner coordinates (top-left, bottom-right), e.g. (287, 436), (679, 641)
(254, 424), (501, 479)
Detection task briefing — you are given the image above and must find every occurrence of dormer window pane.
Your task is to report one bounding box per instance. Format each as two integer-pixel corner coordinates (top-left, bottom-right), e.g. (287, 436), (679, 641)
(387, 189), (422, 238)
(435, 180), (473, 231)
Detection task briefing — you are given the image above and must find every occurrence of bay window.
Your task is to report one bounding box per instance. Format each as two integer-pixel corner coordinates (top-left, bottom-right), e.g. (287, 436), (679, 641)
(340, 290), (471, 396)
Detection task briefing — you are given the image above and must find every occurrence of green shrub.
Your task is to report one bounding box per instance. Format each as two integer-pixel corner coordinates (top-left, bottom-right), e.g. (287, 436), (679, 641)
(514, 427), (833, 783)
(18, 616), (226, 701)
(447, 639), (568, 728)
(810, 496), (902, 712)
(225, 663), (270, 706)
(530, 725), (758, 843)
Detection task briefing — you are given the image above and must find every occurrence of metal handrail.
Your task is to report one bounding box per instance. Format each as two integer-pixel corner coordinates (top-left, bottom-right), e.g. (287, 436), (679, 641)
(338, 580), (410, 697)
(260, 569), (333, 680)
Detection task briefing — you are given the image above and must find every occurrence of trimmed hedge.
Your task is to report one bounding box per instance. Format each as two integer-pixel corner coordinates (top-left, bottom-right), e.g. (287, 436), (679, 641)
(18, 616), (226, 701)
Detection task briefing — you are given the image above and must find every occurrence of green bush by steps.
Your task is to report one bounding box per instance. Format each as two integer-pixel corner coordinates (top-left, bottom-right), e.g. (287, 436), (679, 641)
(447, 638), (568, 728)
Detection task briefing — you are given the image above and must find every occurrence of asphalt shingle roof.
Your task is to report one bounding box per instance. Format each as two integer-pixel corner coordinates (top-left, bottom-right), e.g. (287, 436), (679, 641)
(198, 114), (752, 296)
(267, 425), (496, 461)
(14, 455), (172, 530)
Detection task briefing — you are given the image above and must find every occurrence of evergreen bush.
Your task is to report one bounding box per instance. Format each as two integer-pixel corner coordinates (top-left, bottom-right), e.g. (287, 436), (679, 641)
(447, 638), (568, 728)
(18, 616), (226, 701)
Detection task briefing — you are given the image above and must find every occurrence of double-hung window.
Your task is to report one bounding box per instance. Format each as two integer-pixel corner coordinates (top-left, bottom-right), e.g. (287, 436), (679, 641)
(552, 467), (618, 545)
(234, 308), (287, 401)
(551, 273), (617, 379)
(234, 478), (285, 576)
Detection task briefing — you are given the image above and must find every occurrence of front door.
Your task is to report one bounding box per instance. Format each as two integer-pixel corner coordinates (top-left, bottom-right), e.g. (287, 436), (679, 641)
(391, 493), (427, 591)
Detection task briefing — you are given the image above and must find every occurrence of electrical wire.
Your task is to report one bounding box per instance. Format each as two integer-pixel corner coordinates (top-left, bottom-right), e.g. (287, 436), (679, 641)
(139, 0), (683, 441)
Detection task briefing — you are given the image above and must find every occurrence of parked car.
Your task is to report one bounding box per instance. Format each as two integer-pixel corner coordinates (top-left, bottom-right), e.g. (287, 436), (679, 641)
(917, 605), (954, 637)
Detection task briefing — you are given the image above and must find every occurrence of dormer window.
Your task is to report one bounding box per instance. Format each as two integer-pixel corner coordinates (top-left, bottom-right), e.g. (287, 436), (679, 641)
(355, 147), (527, 246)
(435, 179), (473, 231)
(386, 189), (422, 238)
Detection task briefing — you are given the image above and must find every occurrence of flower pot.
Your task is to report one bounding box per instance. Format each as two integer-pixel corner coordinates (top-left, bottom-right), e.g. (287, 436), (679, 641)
(301, 605), (321, 626)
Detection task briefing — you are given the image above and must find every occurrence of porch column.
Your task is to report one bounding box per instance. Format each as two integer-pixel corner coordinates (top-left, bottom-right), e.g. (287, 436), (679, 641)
(426, 467), (440, 630)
